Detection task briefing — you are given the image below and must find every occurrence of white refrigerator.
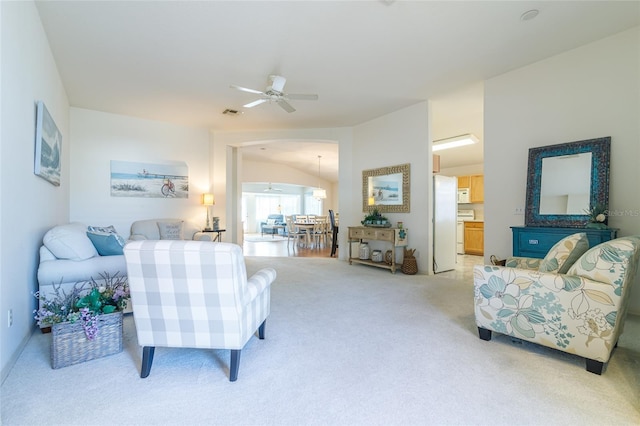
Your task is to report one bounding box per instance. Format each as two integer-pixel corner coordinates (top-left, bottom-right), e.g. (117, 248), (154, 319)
(433, 175), (457, 273)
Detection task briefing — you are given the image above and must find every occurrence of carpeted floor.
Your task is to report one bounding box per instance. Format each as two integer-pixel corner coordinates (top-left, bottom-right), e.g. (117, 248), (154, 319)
(2, 257), (639, 425)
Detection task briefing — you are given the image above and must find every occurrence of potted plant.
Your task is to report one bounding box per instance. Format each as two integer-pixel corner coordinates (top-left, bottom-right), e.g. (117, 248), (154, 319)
(34, 272), (130, 368)
(584, 204), (609, 229)
(361, 208), (389, 227)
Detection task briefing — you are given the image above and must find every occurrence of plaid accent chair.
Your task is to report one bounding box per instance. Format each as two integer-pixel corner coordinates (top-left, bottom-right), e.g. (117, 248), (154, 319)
(123, 240), (276, 381)
(474, 235), (640, 374)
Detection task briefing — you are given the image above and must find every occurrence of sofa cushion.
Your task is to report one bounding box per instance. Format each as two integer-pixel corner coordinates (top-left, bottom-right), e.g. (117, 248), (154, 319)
(157, 221), (184, 240)
(43, 223), (98, 261)
(86, 232), (125, 256)
(538, 232), (589, 274)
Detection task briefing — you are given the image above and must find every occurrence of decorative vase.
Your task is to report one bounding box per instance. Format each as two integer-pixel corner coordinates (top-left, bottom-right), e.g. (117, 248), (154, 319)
(51, 311), (123, 369)
(359, 242), (370, 260)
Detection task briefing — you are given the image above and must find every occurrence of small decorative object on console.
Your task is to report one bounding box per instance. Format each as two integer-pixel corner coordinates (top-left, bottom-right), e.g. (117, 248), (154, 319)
(361, 209), (391, 227)
(584, 203), (608, 229)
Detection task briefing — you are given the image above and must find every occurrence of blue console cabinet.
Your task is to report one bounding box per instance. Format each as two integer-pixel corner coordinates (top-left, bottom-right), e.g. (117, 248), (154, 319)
(511, 226), (618, 259)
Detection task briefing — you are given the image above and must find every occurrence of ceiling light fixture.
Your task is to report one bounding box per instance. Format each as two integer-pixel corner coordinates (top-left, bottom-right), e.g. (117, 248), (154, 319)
(313, 155), (327, 200)
(432, 134), (479, 152)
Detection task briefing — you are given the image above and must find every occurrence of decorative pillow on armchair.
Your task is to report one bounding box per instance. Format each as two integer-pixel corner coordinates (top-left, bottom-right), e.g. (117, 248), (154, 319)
(157, 221), (184, 240)
(538, 232), (589, 274)
(266, 219), (276, 225)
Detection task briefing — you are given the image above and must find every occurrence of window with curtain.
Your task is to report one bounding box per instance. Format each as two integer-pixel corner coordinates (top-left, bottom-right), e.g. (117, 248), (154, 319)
(304, 193), (323, 215)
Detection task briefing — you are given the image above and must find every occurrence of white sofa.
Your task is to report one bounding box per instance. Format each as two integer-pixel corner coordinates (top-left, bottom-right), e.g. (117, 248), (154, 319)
(37, 220), (216, 315)
(128, 218), (216, 242)
(37, 223), (127, 308)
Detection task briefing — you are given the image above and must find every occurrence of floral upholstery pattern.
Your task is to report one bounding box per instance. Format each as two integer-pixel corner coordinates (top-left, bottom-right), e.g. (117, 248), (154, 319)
(539, 232), (589, 274)
(474, 236), (640, 373)
(505, 232), (588, 273)
(504, 256), (541, 270)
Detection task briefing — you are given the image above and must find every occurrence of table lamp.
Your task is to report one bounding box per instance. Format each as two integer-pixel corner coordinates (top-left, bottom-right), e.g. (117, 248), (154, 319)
(202, 193), (215, 231)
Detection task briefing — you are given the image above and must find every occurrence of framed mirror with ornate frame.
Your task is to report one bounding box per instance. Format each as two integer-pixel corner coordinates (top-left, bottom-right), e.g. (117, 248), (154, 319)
(525, 136), (610, 227)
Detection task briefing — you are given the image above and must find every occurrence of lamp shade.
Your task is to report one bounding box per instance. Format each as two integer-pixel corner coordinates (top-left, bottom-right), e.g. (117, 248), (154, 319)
(313, 188), (326, 199)
(202, 193), (215, 206)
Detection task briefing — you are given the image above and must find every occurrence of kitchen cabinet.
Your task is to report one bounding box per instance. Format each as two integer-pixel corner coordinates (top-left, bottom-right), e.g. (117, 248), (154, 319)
(457, 175), (484, 203)
(464, 221), (484, 255)
(470, 175), (484, 203)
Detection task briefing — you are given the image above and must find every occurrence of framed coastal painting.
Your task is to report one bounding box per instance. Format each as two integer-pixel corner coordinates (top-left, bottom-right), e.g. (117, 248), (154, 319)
(362, 163), (410, 213)
(110, 160), (189, 198)
(34, 101), (62, 186)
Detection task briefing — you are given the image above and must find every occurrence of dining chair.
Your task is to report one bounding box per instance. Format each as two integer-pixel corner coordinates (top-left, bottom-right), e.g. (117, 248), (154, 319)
(329, 210), (339, 257)
(312, 216), (328, 248)
(285, 215), (305, 248)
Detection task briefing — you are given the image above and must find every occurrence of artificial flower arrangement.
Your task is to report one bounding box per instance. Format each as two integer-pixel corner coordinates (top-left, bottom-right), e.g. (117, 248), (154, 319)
(584, 204), (609, 229)
(34, 272), (129, 340)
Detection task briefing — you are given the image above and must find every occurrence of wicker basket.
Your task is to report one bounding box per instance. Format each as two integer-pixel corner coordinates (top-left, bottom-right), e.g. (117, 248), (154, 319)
(51, 311), (123, 369)
(401, 256), (418, 275)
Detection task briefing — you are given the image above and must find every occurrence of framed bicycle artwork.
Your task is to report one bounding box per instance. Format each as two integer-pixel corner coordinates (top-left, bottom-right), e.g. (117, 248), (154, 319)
(109, 160), (189, 198)
(34, 101), (62, 186)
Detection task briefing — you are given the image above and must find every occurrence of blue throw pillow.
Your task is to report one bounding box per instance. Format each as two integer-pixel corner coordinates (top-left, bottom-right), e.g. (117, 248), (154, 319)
(86, 231), (124, 256)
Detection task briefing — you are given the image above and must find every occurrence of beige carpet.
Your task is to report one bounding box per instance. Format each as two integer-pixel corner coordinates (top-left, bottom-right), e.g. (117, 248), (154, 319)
(2, 257), (639, 425)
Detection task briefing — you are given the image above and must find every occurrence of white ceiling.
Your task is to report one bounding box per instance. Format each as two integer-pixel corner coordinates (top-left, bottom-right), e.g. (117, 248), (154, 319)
(35, 1), (639, 180)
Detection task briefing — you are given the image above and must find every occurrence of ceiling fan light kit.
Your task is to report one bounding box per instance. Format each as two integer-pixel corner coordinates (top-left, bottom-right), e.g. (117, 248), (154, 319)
(231, 74), (318, 113)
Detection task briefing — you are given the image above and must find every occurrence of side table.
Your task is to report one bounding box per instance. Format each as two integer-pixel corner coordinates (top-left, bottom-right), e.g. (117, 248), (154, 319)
(198, 229), (226, 242)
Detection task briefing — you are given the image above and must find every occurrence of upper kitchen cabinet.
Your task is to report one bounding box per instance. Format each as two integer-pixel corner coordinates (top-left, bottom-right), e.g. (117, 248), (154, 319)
(470, 175), (483, 203)
(457, 174), (484, 203)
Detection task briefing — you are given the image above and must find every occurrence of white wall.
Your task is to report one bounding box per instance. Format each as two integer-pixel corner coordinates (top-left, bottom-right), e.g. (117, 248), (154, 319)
(1, 1), (70, 381)
(69, 108), (211, 237)
(352, 102), (431, 268)
(484, 27), (640, 313)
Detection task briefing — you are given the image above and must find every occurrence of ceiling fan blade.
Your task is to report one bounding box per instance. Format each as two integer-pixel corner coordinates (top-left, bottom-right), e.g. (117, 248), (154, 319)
(244, 99), (268, 108)
(287, 93), (318, 101)
(270, 75), (287, 93)
(278, 100), (296, 113)
(230, 84), (264, 95)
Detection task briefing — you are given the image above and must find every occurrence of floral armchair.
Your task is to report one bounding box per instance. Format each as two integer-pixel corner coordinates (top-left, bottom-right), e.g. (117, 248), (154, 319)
(123, 240), (276, 381)
(474, 235), (640, 374)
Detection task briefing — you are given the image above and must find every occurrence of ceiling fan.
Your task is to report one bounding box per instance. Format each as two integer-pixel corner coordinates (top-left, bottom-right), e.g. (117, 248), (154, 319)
(230, 75), (318, 113)
(263, 183), (283, 193)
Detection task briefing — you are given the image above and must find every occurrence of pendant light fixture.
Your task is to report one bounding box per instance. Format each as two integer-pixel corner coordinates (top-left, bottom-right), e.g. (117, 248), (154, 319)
(313, 155), (327, 200)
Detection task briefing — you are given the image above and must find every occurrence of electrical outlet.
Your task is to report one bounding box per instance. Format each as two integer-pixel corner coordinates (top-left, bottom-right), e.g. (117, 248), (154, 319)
(514, 207), (525, 215)
(8, 309), (13, 327)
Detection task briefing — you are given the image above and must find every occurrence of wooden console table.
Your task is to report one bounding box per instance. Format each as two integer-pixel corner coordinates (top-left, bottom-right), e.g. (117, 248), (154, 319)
(348, 226), (408, 273)
(511, 226), (617, 259)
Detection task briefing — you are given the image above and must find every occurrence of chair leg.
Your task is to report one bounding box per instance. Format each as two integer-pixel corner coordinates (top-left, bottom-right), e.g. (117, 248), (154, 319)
(141, 346), (155, 378)
(478, 327), (492, 341)
(586, 358), (604, 375)
(258, 320), (266, 339)
(330, 229), (338, 256)
(230, 350), (241, 382)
